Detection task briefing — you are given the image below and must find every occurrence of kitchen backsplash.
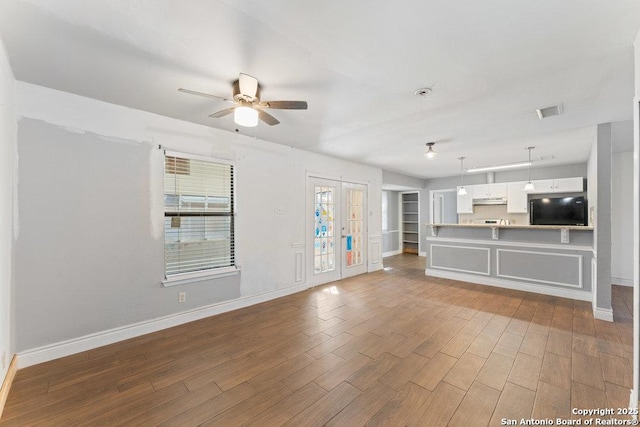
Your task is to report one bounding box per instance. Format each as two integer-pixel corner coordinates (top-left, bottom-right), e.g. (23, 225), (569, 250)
(458, 205), (529, 225)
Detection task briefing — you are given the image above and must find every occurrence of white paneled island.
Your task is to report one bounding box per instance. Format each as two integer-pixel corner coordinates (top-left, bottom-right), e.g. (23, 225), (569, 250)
(425, 223), (594, 301)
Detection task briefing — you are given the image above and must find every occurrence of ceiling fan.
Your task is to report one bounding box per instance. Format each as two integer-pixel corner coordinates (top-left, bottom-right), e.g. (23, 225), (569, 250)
(178, 73), (308, 127)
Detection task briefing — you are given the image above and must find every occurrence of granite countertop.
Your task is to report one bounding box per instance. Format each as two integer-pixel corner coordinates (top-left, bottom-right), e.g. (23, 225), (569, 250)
(426, 223), (594, 231)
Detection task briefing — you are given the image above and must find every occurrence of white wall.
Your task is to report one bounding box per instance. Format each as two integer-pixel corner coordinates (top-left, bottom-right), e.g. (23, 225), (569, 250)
(12, 82), (382, 361)
(0, 38), (15, 383)
(612, 151), (634, 285)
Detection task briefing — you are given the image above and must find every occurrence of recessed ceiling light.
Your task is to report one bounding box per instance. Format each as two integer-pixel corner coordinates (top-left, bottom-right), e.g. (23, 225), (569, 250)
(414, 87), (432, 97)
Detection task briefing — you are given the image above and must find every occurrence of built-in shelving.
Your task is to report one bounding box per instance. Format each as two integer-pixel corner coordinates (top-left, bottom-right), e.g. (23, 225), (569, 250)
(401, 192), (419, 254)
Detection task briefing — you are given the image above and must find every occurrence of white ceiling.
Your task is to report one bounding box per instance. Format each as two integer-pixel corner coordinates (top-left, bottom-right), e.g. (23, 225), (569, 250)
(0, 0), (638, 178)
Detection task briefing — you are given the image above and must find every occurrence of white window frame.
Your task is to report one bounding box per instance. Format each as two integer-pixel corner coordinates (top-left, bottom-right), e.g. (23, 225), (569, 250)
(161, 150), (239, 287)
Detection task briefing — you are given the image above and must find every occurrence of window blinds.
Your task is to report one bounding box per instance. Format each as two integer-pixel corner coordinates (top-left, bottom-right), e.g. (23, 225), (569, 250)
(164, 155), (234, 276)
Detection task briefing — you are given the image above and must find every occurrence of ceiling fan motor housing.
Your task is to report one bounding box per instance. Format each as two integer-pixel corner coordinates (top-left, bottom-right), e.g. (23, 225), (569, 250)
(233, 80), (261, 103)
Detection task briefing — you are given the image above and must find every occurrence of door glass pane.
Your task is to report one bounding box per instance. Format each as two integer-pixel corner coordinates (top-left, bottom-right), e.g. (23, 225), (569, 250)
(345, 188), (364, 267)
(314, 186), (335, 274)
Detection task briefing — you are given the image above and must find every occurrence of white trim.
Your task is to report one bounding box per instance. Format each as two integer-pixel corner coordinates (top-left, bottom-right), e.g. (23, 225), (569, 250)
(306, 171), (368, 186)
(426, 236), (593, 252)
(383, 249), (403, 258)
(368, 235), (383, 272)
(430, 244), (490, 276)
(382, 229), (400, 234)
(419, 251), (426, 257)
(162, 266), (240, 287)
(593, 306), (614, 322)
(611, 276), (634, 287)
(425, 268), (592, 301)
(17, 283), (309, 368)
(632, 94), (639, 412)
(496, 249), (583, 289)
(164, 149), (235, 165)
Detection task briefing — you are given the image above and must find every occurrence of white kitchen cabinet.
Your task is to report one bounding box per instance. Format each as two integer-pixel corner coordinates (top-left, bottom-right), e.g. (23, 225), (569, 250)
(456, 187), (473, 213)
(528, 177), (583, 194)
(472, 184), (488, 199)
(553, 177), (583, 192)
(472, 183), (507, 199)
(507, 181), (528, 213)
(529, 179), (555, 193)
(488, 183), (507, 198)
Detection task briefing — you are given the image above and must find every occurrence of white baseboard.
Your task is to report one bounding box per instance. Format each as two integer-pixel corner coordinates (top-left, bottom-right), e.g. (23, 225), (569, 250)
(419, 251), (426, 257)
(17, 283), (309, 369)
(425, 268), (593, 302)
(382, 249), (402, 258)
(611, 277), (634, 287)
(368, 264), (384, 273)
(593, 306), (614, 322)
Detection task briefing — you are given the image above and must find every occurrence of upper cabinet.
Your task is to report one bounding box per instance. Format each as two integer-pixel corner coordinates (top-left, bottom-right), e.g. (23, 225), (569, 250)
(553, 177), (584, 192)
(528, 177), (583, 194)
(472, 183), (507, 199)
(456, 187), (473, 214)
(529, 179), (554, 193)
(507, 181), (528, 213)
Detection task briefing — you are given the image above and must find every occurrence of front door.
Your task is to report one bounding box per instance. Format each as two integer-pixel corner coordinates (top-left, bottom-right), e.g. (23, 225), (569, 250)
(307, 177), (368, 287)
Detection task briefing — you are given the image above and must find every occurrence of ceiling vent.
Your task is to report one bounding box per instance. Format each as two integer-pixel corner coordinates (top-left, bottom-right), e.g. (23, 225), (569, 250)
(536, 104), (563, 120)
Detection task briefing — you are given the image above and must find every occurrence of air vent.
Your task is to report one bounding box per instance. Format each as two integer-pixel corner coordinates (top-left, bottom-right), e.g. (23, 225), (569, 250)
(536, 104), (564, 119)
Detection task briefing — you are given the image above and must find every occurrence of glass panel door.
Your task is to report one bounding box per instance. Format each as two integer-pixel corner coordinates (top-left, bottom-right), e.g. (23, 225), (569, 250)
(313, 186), (336, 274)
(342, 184), (367, 278)
(307, 177), (342, 286)
(307, 178), (367, 285)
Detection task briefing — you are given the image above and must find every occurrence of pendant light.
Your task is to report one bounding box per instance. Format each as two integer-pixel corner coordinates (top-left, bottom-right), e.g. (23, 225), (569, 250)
(524, 147), (535, 192)
(424, 142), (436, 159)
(458, 157), (467, 196)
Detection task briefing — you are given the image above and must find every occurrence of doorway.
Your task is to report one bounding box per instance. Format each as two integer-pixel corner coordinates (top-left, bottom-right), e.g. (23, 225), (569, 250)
(307, 177), (368, 287)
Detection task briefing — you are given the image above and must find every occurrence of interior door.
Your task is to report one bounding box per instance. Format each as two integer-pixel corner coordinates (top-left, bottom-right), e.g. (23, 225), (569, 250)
(307, 178), (368, 286)
(308, 177), (342, 286)
(341, 183), (367, 278)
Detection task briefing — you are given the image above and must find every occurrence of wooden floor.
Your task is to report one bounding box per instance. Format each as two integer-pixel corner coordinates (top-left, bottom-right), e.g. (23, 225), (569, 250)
(1, 254), (634, 426)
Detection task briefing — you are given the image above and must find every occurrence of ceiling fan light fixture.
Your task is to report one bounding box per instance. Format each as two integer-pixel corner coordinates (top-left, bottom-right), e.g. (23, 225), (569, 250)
(234, 106), (258, 127)
(424, 142), (436, 159)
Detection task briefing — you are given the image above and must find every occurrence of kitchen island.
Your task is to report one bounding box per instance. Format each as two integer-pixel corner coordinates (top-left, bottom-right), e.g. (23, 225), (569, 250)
(425, 223), (595, 302)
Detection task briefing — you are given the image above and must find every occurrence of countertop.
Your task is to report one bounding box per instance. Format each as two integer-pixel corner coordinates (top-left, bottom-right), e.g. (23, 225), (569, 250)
(426, 223), (594, 231)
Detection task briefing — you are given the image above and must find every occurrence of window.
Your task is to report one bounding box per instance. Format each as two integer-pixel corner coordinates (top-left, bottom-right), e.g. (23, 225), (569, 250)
(164, 153), (234, 278)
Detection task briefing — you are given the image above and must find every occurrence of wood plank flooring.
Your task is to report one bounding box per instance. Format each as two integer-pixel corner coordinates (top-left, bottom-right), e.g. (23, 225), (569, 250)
(1, 254), (634, 426)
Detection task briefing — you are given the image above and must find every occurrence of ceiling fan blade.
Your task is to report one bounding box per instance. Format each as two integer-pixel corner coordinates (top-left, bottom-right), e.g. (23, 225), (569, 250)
(178, 88), (234, 103)
(255, 108), (280, 126)
(258, 100), (308, 110)
(239, 73), (258, 98)
(209, 107), (236, 118)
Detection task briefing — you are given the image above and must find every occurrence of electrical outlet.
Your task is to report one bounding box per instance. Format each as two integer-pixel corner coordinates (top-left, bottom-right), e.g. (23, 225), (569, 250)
(178, 292), (186, 303)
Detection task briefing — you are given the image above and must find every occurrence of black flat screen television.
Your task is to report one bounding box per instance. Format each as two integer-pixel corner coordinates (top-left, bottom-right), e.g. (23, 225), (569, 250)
(530, 196), (587, 226)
